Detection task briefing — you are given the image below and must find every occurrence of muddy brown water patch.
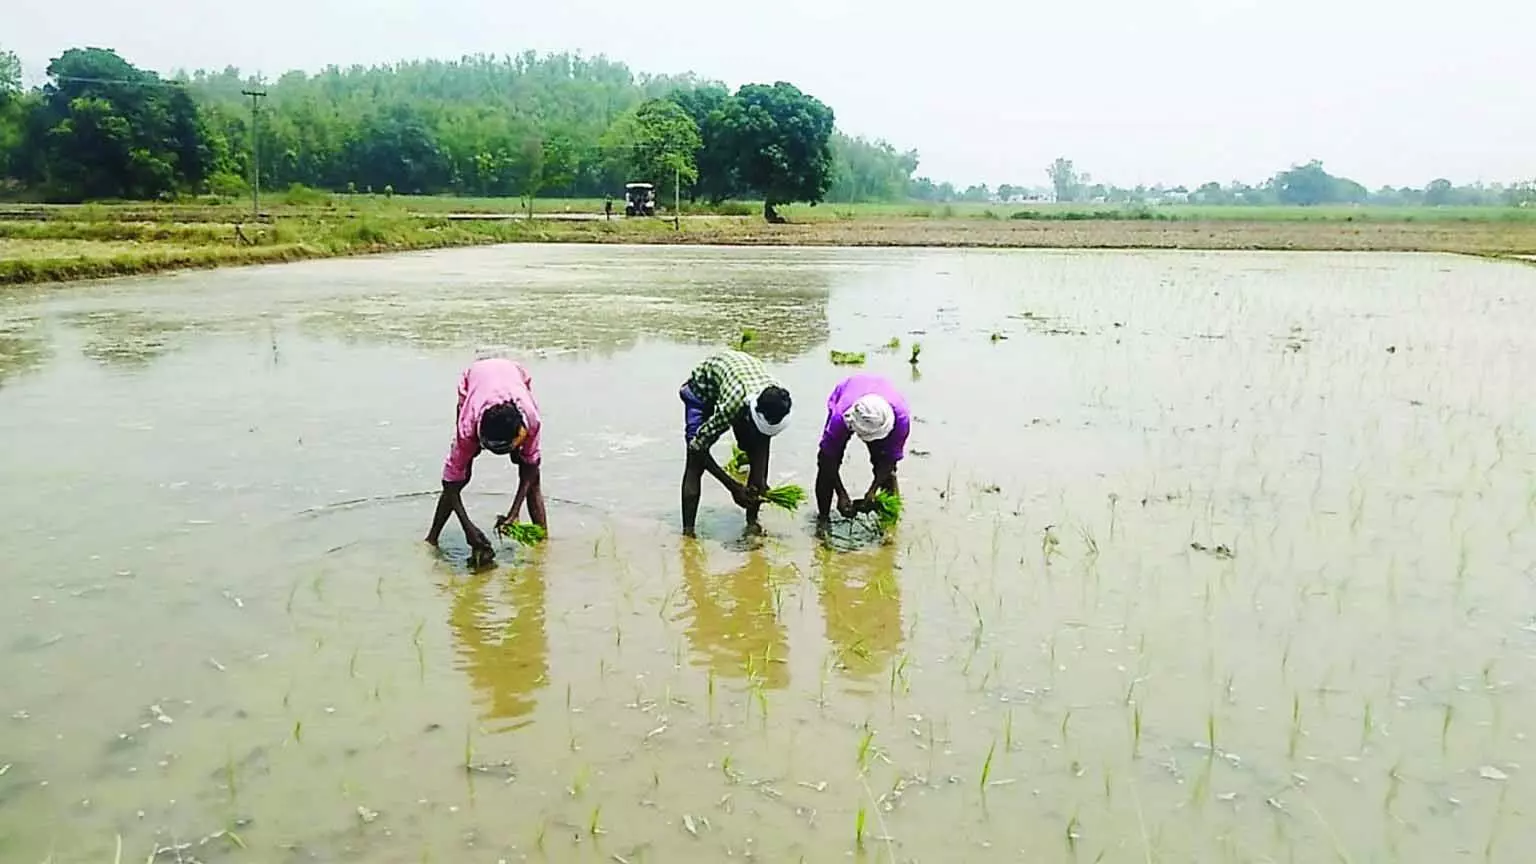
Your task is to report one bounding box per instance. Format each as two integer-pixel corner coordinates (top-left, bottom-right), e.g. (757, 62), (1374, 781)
(2, 246), (1535, 861)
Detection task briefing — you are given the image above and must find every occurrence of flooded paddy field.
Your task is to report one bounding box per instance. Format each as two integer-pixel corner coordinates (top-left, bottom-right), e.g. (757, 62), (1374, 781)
(3, 246), (1535, 862)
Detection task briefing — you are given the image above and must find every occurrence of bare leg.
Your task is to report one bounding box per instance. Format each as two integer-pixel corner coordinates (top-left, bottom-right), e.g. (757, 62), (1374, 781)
(682, 451), (705, 536)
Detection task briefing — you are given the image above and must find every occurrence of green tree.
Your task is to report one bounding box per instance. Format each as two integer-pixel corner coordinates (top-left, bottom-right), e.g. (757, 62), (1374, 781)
(1273, 161), (1336, 206)
(600, 98), (701, 204)
(0, 48), (24, 182)
(28, 48), (208, 200)
(0, 48), (20, 97)
(1047, 157), (1080, 203)
(715, 82), (835, 222)
(826, 134), (918, 203)
(669, 84), (738, 202)
(960, 183), (990, 202)
(1424, 178), (1454, 207)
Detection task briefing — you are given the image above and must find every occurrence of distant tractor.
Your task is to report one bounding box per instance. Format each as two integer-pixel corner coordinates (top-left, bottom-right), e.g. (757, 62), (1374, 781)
(624, 182), (656, 217)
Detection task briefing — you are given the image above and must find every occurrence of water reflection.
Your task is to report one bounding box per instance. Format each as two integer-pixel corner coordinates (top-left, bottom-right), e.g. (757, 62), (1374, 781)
(0, 320), (49, 387)
(299, 255), (832, 360)
(64, 310), (192, 368)
(816, 538), (903, 680)
(444, 555), (549, 732)
(677, 540), (790, 689)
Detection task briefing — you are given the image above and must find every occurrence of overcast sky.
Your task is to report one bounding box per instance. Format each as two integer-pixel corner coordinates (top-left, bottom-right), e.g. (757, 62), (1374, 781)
(6, 0), (1532, 189)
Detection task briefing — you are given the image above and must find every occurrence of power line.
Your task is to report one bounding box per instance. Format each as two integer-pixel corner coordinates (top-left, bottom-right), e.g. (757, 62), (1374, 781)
(51, 75), (192, 89)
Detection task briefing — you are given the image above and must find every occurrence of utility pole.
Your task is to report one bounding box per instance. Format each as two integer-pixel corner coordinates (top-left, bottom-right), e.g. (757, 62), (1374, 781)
(240, 89), (266, 217)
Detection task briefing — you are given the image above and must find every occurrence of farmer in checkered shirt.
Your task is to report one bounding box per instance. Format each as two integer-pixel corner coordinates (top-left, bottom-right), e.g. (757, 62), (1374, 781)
(678, 350), (793, 535)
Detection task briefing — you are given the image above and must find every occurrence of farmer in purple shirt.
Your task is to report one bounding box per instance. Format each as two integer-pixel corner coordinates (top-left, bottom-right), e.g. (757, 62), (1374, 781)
(816, 373), (910, 524)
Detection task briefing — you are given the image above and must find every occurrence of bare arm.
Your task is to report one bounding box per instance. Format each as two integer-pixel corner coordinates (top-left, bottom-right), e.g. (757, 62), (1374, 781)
(865, 459), (897, 501)
(427, 479), (491, 550)
(501, 462), (548, 532)
(698, 447), (749, 499)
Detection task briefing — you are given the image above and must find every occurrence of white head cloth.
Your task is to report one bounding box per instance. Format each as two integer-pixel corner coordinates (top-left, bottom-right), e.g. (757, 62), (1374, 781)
(844, 394), (895, 442)
(750, 388), (790, 437)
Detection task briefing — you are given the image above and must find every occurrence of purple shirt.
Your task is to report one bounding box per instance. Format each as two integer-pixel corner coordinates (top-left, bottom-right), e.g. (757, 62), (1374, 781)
(818, 374), (910, 465)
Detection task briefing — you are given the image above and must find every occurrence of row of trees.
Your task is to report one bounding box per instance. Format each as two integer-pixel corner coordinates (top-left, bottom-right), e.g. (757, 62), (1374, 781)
(1029, 158), (1536, 207)
(0, 47), (892, 218)
(5, 46), (1528, 211)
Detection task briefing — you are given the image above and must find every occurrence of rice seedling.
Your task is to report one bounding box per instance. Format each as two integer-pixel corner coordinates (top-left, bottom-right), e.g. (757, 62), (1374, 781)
(1206, 708), (1217, 755)
(1004, 709), (1014, 751)
(569, 764), (590, 797)
(854, 804), (867, 849)
(908, 343), (921, 365)
(1289, 693), (1302, 759)
(759, 484), (807, 511)
(869, 489), (902, 530)
(829, 349), (866, 366)
(224, 746), (238, 804)
(979, 740), (997, 791)
(739, 328), (757, 349)
(292, 720), (303, 744)
(1132, 703), (1143, 759)
(498, 521), (547, 545)
(884, 336), (901, 350)
(725, 445), (750, 480)
(463, 726), (474, 771)
(1441, 703), (1454, 753)
(1360, 700), (1373, 752)
(589, 804), (603, 836)
(857, 726), (876, 774)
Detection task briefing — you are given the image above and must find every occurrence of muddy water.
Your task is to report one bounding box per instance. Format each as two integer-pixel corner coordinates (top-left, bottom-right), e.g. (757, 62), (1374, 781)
(3, 246), (1536, 863)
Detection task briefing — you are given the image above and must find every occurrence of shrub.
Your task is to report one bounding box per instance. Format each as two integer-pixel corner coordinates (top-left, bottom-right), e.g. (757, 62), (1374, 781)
(281, 183), (328, 206)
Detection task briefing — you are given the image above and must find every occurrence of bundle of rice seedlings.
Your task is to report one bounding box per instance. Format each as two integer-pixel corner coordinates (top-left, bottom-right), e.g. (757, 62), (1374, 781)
(909, 343), (922, 365)
(870, 489), (903, 530)
(759, 484), (807, 511)
(829, 349), (867, 366)
(498, 522), (548, 546)
(726, 445), (750, 480)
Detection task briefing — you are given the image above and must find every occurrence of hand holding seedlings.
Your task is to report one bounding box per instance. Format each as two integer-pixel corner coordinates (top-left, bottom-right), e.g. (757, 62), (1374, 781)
(496, 520), (548, 546)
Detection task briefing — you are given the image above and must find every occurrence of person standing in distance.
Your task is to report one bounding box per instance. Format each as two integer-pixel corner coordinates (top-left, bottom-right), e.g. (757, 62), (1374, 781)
(426, 357), (546, 560)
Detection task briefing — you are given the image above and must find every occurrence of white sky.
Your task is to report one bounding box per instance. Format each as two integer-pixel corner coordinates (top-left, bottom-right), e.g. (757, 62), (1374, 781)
(6, 0), (1533, 188)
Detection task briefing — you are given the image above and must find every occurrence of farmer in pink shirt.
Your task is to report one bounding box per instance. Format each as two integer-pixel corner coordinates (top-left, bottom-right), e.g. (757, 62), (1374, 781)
(816, 373), (910, 525)
(425, 358), (546, 559)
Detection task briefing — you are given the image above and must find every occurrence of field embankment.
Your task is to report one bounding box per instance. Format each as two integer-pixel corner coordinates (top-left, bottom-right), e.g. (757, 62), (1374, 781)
(3, 197), (1535, 285)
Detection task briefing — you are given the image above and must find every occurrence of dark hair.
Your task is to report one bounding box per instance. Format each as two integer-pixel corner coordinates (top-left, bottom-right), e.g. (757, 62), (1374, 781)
(479, 401), (525, 452)
(756, 386), (792, 424)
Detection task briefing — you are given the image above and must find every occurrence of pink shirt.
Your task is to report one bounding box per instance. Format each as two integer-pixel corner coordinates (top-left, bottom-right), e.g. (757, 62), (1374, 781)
(442, 358), (542, 483)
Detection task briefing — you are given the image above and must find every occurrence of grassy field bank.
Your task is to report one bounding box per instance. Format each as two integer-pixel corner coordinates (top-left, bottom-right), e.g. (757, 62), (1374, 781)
(3, 195), (1535, 285)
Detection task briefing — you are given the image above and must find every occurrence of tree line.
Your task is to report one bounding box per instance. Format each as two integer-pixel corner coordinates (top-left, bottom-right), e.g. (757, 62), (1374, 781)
(0, 46), (924, 219)
(4, 46), (1528, 212)
(1005, 158), (1535, 208)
